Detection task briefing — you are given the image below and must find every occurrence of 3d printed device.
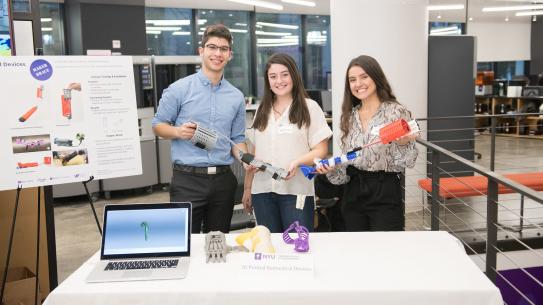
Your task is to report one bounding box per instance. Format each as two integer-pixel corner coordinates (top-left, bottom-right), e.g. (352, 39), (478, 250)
(62, 89), (72, 119)
(204, 231), (248, 263)
(300, 119), (420, 179)
(235, 226), (275, 253)
(189, 122), (218, 150)
(283, 221), (309, 252)
(189, 121), (289, 181)
(54, 138), (74, 147)
(241, 153), (288, 181)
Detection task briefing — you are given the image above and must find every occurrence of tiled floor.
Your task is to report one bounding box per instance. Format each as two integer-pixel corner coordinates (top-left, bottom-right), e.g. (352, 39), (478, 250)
(53, 134), (543, 283)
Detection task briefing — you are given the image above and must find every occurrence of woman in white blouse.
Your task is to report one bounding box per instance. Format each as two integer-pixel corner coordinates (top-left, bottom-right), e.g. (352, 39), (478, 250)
(242, 53), (332, 233)
(318, 55), (418, 232)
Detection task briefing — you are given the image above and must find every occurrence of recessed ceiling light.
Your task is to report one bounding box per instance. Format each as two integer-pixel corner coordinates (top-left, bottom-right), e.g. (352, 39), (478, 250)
(437, 15), (442, 19)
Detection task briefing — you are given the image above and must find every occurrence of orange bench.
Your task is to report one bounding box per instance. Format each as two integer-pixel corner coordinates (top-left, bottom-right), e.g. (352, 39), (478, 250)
(417, 172), (543, 231)
(418, 172), (543, 199)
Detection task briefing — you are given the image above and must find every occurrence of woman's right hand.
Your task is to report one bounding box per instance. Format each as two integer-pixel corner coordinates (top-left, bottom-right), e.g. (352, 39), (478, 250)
(314, 158), (334, 175)
(242, 189), (253, 214)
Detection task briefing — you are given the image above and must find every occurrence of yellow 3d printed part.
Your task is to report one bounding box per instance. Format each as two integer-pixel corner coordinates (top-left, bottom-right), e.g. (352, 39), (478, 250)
(235, 226), (275, 253)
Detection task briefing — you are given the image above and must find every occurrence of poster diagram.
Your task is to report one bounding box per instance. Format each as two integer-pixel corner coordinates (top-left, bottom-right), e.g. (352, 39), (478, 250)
(0, 56), (142, 191)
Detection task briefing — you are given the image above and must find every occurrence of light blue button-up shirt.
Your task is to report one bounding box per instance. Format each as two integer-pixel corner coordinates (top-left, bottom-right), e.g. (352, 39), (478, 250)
(152, 70), (246, 167)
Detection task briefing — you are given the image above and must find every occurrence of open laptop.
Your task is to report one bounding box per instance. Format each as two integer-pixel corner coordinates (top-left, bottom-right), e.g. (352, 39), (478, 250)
(87, 202), (191, 283)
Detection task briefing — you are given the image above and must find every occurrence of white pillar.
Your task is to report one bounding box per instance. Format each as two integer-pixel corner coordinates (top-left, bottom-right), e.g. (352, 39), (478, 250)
(330, 0), (429, 214)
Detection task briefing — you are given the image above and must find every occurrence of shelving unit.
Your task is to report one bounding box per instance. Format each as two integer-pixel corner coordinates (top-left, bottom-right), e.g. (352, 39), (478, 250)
(475, 96), (543, 139)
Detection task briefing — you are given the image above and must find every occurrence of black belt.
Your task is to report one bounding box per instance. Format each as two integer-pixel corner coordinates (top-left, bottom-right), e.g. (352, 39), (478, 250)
(173, 164), (230, 175)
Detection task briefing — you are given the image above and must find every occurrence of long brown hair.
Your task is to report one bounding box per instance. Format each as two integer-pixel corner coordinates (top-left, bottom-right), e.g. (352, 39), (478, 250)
(252, 53), (310, 131)
(340, 55), (398, 147)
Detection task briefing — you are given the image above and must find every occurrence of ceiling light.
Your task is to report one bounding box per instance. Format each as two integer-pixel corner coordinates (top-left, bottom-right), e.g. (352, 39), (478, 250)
(40, 18), (52, 22)
(469, 17), (473, 21)
(516, 10), (543, 16)
(437, 15), (442, 19)
(230, 29), (248, 33)
(146, 30), (161, 35)
(505, 17), (509, 21)
(198, 19), (207, 25)
(145, 20), (190, 26)
(41, 27), (53, 32)
(235, 23), (248, 27)
(146, 26), (181, 31)
(255, 30), (292, 36)
(427, 4), (464, 11)
(281, 0), (316, 7)
(483, 4), (543, 12)
(227, 0), (283, 10)
(172, 31), (191, 36)
(256, 21), (298, 29)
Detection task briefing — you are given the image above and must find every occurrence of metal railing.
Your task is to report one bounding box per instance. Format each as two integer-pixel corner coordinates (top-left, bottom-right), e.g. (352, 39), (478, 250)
(403, 113), (543, 305)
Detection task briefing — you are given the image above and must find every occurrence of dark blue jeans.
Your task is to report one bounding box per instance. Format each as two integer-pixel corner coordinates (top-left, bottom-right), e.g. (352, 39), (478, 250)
(251, 192), (314, 233)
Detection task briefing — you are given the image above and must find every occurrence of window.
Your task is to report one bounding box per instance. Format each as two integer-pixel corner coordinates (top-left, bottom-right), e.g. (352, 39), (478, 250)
(429, 22), (465, 35)
(255, 13), (302, 97)
(145, 7), (193, 55)
(196, 9), (251, 95)
(0, 0), (11, 56)
(40, 2), (66, 55)
(477, 61), (529, 80)
(304, 15), (330, 90)
(11, 0), (30, 13)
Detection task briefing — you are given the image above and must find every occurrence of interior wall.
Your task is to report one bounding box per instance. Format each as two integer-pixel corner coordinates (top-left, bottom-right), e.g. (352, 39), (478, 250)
(468, 21), (531, 62)
(330, 0), (428, 151)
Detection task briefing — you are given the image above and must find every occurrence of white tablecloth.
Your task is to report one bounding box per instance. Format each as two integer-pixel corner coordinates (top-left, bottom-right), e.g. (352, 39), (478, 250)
(44, 231), (503, 305)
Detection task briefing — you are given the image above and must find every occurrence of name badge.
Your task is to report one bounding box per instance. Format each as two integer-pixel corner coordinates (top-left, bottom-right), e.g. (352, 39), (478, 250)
(278, 123), (295, 134)
(370, 123), (384, 136)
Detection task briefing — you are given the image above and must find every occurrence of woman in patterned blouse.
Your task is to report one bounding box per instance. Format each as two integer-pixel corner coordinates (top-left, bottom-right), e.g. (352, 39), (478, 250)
(318, 55), (418, 232)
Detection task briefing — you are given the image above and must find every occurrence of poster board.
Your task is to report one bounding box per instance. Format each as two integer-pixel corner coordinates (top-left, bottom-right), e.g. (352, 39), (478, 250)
(0, 56), (142, 191)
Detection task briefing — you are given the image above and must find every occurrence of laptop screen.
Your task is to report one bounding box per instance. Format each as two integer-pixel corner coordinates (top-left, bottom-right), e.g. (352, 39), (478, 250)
(101, 203), (190, 259)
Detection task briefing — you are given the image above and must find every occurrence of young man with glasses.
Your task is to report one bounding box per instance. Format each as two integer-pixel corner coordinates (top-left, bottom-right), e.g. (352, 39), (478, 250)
(152, 24), (247, 234)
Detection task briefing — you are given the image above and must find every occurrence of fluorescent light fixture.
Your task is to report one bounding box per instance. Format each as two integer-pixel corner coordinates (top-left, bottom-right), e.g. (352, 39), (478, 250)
(172, 31), (191, 36)
(198, 19), (207, 25)
(281, 0), (316, 7)
(40, 18), (52, 22)
(41, 27), (53, 32)
(230, 29), (248, 33)
(146, 26), (181, 31)
(430, 26), (459, 33)
(257, 38), (298, 44)
(430, 30), (460, 36)
(146, 30), (161, 34)
(255, 30), (292, 36)
(227, 0), (283, 10)
(516, 10), (543, 16)
(257, 42), (298, 47)
(145, 20), (190, 26)
(483, 4), (543, 12)
(427, 4), (464, 11)
(256, 21), (299, 29)
(235, 23), (248, 27)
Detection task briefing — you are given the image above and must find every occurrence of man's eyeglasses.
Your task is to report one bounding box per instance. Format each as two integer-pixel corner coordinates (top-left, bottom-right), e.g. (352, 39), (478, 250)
(204, 44), (231, 53)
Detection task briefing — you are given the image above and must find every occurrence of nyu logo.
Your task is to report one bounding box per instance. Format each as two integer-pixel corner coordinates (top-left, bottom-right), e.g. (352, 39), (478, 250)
(254, 253), (275, 260)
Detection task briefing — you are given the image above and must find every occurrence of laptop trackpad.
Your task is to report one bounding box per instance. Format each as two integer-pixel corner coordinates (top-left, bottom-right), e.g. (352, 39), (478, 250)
(122, 270), (152, 278)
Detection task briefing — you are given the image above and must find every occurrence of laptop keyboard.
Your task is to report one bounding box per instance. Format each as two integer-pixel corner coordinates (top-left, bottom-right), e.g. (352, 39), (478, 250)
(104, 259), (179, 271)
